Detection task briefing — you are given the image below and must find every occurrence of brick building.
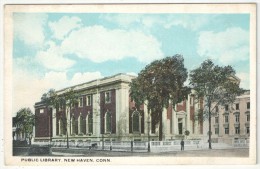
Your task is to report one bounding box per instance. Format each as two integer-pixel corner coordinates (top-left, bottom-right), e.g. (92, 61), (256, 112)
(34, 73), (204, 142)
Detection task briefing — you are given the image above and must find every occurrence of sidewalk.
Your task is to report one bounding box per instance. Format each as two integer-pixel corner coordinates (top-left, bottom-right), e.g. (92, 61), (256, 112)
(50, 147), (249, 157)
(50, 142), (247, 153)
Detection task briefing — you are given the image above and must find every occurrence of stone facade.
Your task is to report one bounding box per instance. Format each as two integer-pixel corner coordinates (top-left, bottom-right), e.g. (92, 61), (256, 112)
(207, 91), (250, 144)
(34, 73), (213, 142)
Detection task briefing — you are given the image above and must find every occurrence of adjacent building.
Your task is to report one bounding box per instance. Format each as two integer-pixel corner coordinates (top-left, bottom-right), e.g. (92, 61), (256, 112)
(208, 90), (250, 144)
(12, 117), (27, 141)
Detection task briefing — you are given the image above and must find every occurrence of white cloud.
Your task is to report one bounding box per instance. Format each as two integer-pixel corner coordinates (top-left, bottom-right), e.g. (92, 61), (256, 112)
(49, 16), (82, 40)
(14, 55), (36, 68)
(14, 13), (47, 47)
(35, 24), (163, 71)
(197, 27), (249, 64)
(13, 69), (103, 115)
(126, 72), (138, 76)
(70, 72), (103, 86)
(36, 41), (75, 71)
(61, 25), (163, 63)
(236, 72), (250, 89)
(13, 70), (69, 115)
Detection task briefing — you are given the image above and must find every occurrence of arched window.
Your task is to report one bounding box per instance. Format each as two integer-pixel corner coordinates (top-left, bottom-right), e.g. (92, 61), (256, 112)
(132, 111), (141, 133)
(105, 111), (112, 133)
(86, 113), (93, 134)
(78, 115), (85, 134)
(71, 116), (76, 135)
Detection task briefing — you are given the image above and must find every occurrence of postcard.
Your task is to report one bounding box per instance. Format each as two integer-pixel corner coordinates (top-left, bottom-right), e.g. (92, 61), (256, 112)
(4, 3), (256, 166)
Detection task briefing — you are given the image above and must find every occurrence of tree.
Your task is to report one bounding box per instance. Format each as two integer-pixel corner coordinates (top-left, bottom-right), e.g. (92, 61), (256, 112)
(62, 87), (79, 149)
(189, 59), (243, 149)
(184, 130), (190, 139)
(130, 55), (190, 141)
(41, 88), (60, 143)
(14, 108), (35, 145)
(41, 88), (59, 112)
(43, 87), (79, 148)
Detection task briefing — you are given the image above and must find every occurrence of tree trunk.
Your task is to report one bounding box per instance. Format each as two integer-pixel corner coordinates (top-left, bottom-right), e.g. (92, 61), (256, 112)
(29, 136), (32, 145)
(66, 128), (69, 148)
(208, 102), (212, 149)
(159, 112), (163, 141)
(66, 117), (69, 148)
(66, 109), (70, 149)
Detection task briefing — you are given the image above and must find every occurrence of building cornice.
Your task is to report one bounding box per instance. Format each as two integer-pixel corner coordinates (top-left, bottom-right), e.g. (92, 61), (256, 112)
(56, 73), (136, 95)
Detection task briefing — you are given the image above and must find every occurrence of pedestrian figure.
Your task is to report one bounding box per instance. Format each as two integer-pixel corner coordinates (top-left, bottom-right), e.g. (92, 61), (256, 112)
(181, 139), (184, 151)
(131, 141), (133, 152)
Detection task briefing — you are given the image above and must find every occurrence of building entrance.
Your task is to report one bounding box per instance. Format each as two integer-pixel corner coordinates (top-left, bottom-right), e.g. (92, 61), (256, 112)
(178, 122), (183, 134)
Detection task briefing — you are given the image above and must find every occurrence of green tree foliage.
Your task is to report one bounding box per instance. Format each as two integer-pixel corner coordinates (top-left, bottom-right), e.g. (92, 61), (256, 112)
(42, 87), (79, 148)
(189, 59), (243, 149)
(41, 88), (58, 106)
(14, 108), (35, 145)
(184, 130), (190, 136)
(184, 130), (190, 139)
(130, 55), (190, 140)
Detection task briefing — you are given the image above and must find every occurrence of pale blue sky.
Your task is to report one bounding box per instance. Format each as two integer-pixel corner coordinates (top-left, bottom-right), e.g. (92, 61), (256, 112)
(12, 13), (250, 114)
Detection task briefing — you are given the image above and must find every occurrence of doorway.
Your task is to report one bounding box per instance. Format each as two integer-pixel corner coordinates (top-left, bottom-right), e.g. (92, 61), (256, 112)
(178, 122), (183, 134)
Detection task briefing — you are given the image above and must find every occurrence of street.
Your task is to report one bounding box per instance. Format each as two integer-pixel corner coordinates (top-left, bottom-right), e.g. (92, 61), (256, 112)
(51, 148), (249, 157)
(14, 146), (249, 157)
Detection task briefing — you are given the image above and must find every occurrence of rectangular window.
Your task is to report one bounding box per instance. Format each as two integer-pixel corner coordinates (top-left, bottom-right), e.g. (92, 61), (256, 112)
(215, 106), (219, 112)
(132, 111), (141, 133)
(105, 91), (111, 103)
(235, 114), (240, 123)
(86, 95), (92, 106)
(215, 128), (219, 134)
(79, 97), (83, 107)
(225, 105), (229, 111)
(105, 112), (112, 133)
(224, 115), (229, 123)
(88, 114), (93, 134)
(247, 102), (250, 109)
(224, 128), (229, 134)
(246, 127), (250, 134)
(215, 117), (219, 124)
(190, 96), (194, 105)
(40, 109), (44, 113)
(236, 103), (239, 110)
(58, 103), (62, 111)
(247, 114), (250, 122)
(235, 127), (240, 134)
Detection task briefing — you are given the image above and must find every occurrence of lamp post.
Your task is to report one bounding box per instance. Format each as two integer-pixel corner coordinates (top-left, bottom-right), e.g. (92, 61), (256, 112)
(217, 112), (220, 137)
(147, 119), (151, 152)
(110, 114), (112, 151)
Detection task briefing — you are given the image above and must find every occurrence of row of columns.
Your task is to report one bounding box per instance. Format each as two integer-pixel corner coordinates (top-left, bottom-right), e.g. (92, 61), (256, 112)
(51, 90), (202, 140)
